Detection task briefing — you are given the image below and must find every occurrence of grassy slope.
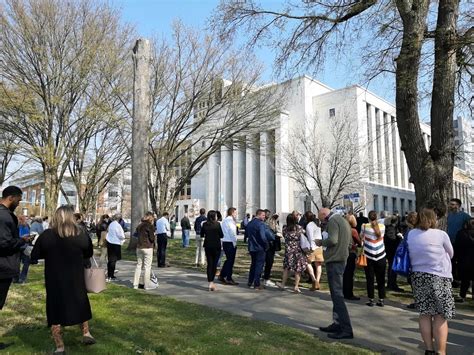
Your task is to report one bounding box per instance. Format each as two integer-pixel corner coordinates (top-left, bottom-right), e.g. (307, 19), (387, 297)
(0, 266), (375, 355)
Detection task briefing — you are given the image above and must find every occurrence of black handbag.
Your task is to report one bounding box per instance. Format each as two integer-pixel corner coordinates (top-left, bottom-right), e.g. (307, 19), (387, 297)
(274, 236), (282, 251)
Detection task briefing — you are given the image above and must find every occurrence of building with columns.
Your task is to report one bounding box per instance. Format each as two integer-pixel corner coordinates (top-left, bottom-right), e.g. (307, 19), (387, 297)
(172, 76), (472, 220)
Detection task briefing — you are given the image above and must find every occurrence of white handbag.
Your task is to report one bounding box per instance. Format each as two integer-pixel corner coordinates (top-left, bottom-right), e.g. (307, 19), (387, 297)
(84, 257), (106, 293)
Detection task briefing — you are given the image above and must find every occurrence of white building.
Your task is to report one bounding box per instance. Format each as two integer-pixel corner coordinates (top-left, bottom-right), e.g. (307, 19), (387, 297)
(174, 76), (470, 219)
(453, 117), (474, 214)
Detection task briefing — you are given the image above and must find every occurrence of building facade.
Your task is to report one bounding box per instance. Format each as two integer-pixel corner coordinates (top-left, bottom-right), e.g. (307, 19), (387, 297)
(176, 75), (472, 219)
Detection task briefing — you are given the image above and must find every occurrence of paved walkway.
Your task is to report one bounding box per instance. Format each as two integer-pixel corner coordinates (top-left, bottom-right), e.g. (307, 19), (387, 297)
(114, 260), (474, 355)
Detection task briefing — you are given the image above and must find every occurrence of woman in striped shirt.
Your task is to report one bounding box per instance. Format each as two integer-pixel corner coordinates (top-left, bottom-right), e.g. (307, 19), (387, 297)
(361, 210), (387, 307)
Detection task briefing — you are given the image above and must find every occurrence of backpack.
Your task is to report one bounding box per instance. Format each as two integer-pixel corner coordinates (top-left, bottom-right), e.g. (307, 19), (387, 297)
(392, 237), (411, 276)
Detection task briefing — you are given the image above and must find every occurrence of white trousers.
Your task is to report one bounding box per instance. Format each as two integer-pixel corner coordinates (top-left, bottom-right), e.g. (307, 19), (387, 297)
(133, 248), (154, 289)
(195, 236), (205, 265)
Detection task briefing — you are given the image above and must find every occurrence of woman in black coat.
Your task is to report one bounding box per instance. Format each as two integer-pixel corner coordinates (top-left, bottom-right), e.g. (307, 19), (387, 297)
(201, 210), (223, 291)
(31, 205), (96, 354)
(454, 218), (474, 302)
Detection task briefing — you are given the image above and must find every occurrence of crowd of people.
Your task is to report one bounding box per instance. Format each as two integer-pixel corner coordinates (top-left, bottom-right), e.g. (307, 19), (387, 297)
(1, 184), (473, 354)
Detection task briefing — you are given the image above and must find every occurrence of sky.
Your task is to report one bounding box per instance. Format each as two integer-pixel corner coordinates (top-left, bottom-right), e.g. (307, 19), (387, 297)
(116, 0), (398, 108)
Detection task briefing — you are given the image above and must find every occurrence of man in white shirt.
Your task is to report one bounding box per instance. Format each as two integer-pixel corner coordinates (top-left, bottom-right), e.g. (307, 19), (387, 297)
(219, 207), (239, 285)
(155, 212), (170, 267)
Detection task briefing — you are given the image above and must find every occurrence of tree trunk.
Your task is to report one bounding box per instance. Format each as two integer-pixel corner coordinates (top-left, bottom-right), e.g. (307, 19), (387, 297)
(43, 168), (60, 219)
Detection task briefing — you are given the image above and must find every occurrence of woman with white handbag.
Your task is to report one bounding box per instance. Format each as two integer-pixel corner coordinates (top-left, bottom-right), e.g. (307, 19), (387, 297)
(31, 205), (96, 354)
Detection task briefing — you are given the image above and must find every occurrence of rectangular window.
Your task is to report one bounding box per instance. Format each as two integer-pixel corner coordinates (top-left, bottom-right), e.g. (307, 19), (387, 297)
(373, 194), (379, 211)
(184, 205), (188, 213)
(108, 191), (118, 198)
(329, 108), (335, 117)
(383, 196), (388, 211)
(408, 199), (413, 211)
(65, 191), (76, 197)
(400, 198), (405, 215)
(392, 197), (397, 212)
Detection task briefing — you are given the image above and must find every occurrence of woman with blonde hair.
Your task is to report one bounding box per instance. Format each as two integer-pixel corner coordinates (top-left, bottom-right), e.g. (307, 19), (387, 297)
(343, 214), (361, 300)
(31, 205), (95, 354)
(360, 210), (386, 307)
(407, 208), (454, 355)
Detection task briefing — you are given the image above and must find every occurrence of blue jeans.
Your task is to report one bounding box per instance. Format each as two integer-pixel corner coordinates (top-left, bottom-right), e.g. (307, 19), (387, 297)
(15, 253), (30, 283)
(248, 251), (266, 287)
(326, 262), (353, 334)
(182, 229), (190, 248)
(220, 242), (237, 281)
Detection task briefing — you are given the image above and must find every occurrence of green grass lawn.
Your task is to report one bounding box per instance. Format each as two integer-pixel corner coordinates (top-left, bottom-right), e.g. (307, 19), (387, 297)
(0, 266), (376, 355)
(122, 237), (473, 310)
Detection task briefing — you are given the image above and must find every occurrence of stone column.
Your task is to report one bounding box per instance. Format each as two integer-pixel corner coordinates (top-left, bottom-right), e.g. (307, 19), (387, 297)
(232, 142), (246, 219)
(246, 135), (260, 214)
(260, 131), (269, 210)
(377, 109), (386, 185)
(131, 39), (150, 245)
(275, 113), (290, 214)
(220, 146), (233, 212)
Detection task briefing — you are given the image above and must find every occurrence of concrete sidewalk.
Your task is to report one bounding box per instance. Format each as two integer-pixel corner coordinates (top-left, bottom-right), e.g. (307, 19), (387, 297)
(114, 260), (474, 355)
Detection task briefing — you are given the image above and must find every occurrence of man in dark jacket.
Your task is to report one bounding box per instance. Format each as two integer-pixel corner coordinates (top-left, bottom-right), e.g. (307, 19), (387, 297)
(0, 186), (28, 349)
(180, 213), (191, 248)
(244, 209), (269, 290)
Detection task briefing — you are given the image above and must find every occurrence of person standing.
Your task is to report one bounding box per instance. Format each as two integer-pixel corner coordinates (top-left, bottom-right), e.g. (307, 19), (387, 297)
(263, 213), (280, 287)
(361, 210), (387, 307)
(201, 210), (224, 291)
(343, 214), (361, 300)
(14, 215), (31, 284)
(30, 216), (44, 235)
(245, 209), (269, 290)
(105, 214), (125, 281)
(219, 207), (239, 285)
(169, 215), (176, 239)
(180, 213), (191, 248)
(0, 186), (28, 350)
(303, 211), (323, 291)
(407, 208), (455, 355)
(280, 214), (307, 293)
(194, 209), (207, 267)
(133, 212), (157, 290)
(155, 212), (170, 267)
(454, 218), (474, 302)
(316, 208), (353, 340)
(447, 198), (471, 285)
(384, 213), (403, 291)
(31, 205), (96, 354)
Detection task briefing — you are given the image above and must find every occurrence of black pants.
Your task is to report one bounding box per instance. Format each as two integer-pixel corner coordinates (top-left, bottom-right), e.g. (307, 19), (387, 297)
(460, 279), (473, 298)
(157, 233), (168, 267)
(107, 242), (122, 278)
(343, 253), (357, 298)
(0, 278), (12, 310)
(385, 238), (400, 289)
(205, 247), (221, 282)
(263, 247), (275, 280)
(364, 257), (386, 299)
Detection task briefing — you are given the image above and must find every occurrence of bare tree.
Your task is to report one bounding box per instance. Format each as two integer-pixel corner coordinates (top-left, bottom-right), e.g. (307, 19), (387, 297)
(283, 115), (361, 210)
(145, 23), (282, 215)
(0, 0), (132, 217)
(214, 0), (473, 214)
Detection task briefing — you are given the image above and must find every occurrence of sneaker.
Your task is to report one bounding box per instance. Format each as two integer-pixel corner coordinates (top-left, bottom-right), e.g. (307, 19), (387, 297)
(264, 279), (277, 287)
(320, 323), (341, 333)
(376, 299), (384, 307)
(106, 277), (117, 282)
(145, 284), (158, 290)
(366, 299), (375, 307)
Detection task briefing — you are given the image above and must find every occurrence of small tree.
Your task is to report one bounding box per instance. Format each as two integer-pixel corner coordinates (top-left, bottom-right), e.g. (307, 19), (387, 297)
(283, 115), (361, 210)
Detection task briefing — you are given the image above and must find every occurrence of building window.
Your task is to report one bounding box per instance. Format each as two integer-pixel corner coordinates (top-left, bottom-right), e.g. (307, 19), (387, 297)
(400, 198), (405, 215)
(383, 196), (388, 211)
(392, 197), (397, 212)
(329, 108), (335, 117)
(408, 199), (413, 211)
(65, 191), (76, 197)
(108, 191), (118, 198)
(184, 205), (188, 213)
(373, 194), (379, 211)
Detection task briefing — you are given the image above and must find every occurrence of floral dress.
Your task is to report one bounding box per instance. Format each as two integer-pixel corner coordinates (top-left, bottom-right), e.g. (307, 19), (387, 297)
(283, 225), (307, 273)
